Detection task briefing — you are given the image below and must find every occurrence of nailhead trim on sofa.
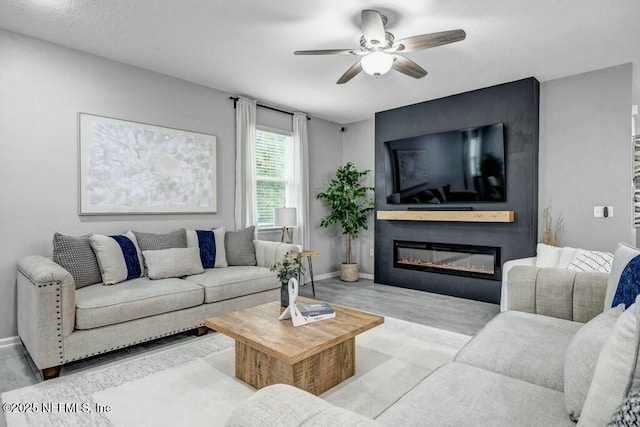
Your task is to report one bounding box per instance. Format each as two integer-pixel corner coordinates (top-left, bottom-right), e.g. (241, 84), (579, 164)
(63, 324), (206, 363)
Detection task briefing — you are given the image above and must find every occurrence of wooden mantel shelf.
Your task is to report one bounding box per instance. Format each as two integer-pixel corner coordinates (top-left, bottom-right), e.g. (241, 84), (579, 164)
(377, 210), (515, 223)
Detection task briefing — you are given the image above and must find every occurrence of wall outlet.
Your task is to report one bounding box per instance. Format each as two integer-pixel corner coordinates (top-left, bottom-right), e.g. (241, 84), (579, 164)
(369, 248), (374, 257)
(593, 206), (614, 218)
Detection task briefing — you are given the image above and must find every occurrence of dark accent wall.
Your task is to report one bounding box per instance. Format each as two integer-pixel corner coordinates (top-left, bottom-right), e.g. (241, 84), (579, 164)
(374, 78), (540, 304)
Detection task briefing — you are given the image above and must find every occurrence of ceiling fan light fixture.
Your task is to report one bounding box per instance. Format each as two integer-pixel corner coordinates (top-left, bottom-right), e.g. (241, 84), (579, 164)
(361, 51), (393, 77)
(295, 9), (466, 84)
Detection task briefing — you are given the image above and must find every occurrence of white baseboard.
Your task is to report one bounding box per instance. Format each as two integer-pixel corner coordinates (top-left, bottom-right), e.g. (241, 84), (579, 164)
(310, 271), (340, 282)
(306, 271), (374, 282)
(0, 336), (20, 349)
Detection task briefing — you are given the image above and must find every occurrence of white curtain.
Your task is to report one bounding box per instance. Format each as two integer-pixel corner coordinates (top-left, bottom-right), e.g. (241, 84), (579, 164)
(234, 97), (258, 230)
(293, 112), (310, 249)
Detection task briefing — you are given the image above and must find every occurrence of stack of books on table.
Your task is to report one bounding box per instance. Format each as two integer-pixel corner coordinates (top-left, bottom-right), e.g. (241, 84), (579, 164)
(297, 302), (335, 323)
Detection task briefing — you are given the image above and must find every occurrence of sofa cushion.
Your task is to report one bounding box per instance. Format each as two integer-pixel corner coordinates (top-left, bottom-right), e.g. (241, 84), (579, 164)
(581, 297), (640, 426)
(184, 266), (277, 303)
(376, 362), (574, 427)
(225, 226), (257, 266)
(52, 232), (102, 288)
(454, 311), (582, 391)
(535, 267), (578, 320)
(605, 243), (640, 309)
(142, 247), (204, 280)
(564, 304), (625, 420)
(75, 277), (204, 329)
(89, 231), (144, 285)
(186, 228), (228, 268)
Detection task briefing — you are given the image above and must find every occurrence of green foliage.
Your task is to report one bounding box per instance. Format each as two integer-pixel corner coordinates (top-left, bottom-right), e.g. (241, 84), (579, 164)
(317, 162), (374, 264)
(256, 181), (286, 225)
(269, 252), (305, 284)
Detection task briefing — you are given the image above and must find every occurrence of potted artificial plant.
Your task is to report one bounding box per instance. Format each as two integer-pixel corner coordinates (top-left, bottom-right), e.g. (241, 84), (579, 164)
(317, 162), (374, 282)
(270, 251), (305, 311)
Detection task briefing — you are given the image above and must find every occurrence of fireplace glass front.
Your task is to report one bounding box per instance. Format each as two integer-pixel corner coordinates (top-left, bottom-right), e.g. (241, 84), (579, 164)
(394, 240), (501, 281)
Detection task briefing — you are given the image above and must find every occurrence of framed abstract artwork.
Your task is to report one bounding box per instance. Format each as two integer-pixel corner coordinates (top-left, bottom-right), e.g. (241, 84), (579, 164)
(79, 113), (217, 215)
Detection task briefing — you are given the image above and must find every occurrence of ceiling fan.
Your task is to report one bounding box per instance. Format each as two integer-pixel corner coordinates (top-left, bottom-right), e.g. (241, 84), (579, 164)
(294, 9), (466, 84)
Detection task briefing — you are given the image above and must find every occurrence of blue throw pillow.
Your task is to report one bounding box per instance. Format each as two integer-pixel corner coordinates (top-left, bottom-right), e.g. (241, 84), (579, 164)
(195, 230), (217, 269)
(89, 231), (144, 285)
(612, 254), (640, 308)
(110, 235), (143, 280)
(185, 228), (228, 269)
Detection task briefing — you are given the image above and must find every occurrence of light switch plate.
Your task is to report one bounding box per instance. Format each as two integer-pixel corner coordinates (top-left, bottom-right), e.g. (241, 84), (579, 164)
(594, 206), (614, 218)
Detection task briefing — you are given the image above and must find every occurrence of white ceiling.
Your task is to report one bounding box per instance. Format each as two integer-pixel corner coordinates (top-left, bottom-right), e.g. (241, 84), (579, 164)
(0, 0), (639, 124)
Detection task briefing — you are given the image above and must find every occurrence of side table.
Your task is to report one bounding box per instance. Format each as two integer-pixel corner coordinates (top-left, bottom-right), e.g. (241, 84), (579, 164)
(300, 250), (319, 297)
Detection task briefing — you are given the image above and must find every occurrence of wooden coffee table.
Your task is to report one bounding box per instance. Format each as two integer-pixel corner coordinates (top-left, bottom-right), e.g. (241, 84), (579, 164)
(204, 297), (384, 395)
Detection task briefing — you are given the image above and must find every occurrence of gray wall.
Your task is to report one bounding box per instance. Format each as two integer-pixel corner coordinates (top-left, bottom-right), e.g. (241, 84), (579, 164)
(308, 119), (345, 273)
(0, 30), (343, 339)
(341, 120), (375, 275)
(539, 64), (634, 251)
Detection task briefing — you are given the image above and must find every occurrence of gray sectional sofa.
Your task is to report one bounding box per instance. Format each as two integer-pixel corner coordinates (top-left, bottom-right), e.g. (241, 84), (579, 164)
(226, 266), (639, 426)
(17, 238), (297, 379)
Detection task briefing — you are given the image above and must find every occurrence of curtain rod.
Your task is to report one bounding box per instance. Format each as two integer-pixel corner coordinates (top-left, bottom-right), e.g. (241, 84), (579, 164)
(229, 97), (310, 120)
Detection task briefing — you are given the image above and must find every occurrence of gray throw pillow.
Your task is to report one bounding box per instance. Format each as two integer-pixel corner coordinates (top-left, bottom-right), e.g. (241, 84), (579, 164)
(53, 233), (102, 288)
(142, 247), (204, 280)
(132, 229), (187, 251)
(565, 304), (625, 420)
(225, 226), (257, 266)
(581, 296), (640, 426)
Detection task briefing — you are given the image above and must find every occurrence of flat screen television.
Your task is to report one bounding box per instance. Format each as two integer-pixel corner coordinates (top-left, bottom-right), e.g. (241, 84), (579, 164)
(385, 123), (506, 205)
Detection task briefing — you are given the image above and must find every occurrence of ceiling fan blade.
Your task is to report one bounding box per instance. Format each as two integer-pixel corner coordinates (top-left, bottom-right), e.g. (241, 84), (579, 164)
(337, 61), (363, 84)
(361, 9), (386, 45)
(395, 29), (466, 52)
(294, 49), (357, 55)
(392, 55), (427, 79)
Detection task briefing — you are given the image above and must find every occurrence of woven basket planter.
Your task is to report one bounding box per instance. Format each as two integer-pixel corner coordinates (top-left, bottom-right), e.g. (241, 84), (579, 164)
(340, 263), (359, 282)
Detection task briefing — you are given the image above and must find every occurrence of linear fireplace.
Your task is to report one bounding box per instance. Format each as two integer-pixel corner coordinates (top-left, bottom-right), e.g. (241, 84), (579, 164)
(394, 240), (501, 281)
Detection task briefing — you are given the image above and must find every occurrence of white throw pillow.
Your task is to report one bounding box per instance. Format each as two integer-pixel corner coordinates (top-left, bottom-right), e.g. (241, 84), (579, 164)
(186, 227), (228, 268)
(604, 243), (640, 310)
(558, 246), (578, 268)
(535, 243), (563, 268)
(142, 247), (204, 280)
(89, 231), (144, 285)
(580, 296), (640, 426)
(568, 249), (614, 273)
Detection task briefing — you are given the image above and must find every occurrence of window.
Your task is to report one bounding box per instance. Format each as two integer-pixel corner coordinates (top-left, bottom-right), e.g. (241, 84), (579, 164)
(255, 127), (294, 227)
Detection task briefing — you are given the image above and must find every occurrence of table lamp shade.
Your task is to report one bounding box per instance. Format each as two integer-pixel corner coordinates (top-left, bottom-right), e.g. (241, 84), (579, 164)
(274, 207), (297, 227)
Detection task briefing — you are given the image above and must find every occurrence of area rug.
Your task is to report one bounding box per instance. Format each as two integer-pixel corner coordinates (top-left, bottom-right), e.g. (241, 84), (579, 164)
(2, 317), (470, 426)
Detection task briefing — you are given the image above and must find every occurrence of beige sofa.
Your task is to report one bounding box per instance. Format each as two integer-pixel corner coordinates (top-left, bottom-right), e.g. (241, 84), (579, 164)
(17, 240), (296, 379)
(226, 266), (639, 426)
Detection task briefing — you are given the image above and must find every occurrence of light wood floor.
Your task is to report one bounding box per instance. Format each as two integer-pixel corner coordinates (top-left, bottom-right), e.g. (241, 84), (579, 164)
(298, 277), (499, 336)
(0, 278), (499, 414)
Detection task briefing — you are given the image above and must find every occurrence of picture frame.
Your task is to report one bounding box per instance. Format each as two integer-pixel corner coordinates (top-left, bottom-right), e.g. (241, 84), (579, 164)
(78, 113), (217, 215)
